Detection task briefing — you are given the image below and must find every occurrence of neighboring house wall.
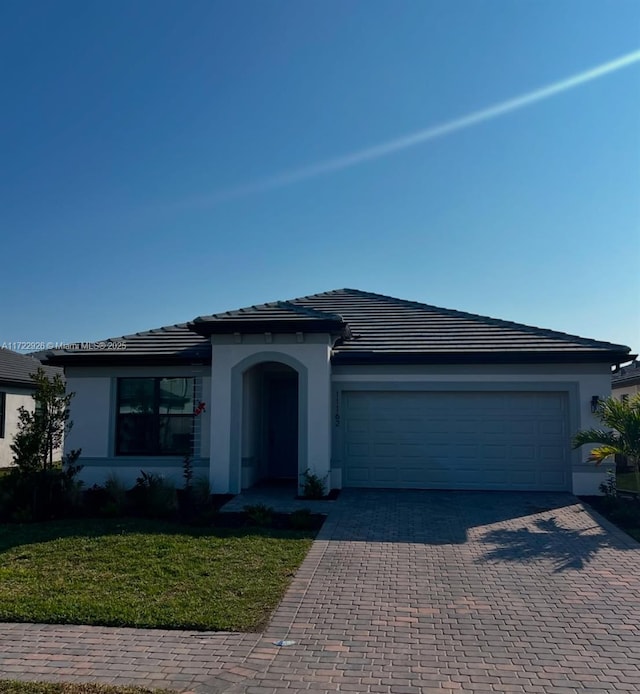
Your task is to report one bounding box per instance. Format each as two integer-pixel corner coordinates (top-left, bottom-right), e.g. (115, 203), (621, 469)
(0, 386), (34, 467)
(612, 360), (640, 401)
(64, 365), (211, 487)
(613, 383), (640, 400)
(0, 385), (64, 468)
(330, 362), (613, 495)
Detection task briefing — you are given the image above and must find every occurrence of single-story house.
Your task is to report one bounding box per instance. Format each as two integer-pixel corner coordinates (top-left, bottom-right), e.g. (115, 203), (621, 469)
(44, 288), (633, 495)
(0, 348), (62, 468)
(612, 360), (640, 401)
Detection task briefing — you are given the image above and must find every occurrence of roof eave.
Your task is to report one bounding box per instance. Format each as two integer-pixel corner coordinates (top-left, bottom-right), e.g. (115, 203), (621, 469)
(42, 353), (211, 367)
(331, 350), (634, 366)
(0, 377), (39, 390)
(613, 376), (640, 388)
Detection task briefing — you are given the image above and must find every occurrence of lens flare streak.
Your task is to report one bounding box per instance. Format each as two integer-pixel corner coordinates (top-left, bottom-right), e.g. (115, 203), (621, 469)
(201, 49), (640, 205)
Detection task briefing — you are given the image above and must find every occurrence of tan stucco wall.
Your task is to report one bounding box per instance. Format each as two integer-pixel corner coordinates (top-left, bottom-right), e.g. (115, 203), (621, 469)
(613, 382), (640, 400)
(0, 385), (64, 468)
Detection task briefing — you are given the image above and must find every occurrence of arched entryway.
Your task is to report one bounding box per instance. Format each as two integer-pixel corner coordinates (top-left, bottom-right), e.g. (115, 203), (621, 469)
(241, 361), (300, 489)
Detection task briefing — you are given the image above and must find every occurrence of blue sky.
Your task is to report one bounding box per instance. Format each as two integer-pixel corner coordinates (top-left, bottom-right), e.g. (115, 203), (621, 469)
(2, 0), (639, 354)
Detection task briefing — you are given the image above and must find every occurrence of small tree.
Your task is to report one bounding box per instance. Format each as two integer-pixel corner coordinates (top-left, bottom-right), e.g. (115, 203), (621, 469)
(572, 394), (640, 492)
(11, 367), (74, 472)
(4, 368), (82, 521)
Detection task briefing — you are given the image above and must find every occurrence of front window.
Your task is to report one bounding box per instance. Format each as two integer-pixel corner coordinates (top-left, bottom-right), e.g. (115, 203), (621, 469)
(116, 378), (194, 455)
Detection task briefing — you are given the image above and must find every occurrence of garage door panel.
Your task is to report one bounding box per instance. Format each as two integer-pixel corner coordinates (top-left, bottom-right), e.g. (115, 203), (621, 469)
(511, 445), (536, 460)
(451, 444), (479, 458)
(429, 444), (453, 458)
(342, 391), (570, 491)
(345, 418), (369, 433)
(372, 420), (396, 433)
(371, 467), (400, 483)
(347, 467), (372, 483)
(540, 470), (566, 486)
(406, 468), (452, 484)
(398, 419), (424, 433)
(539, 420), (564, 435)
(480, 419), (506, 434)
(346, 443), (370, 457)
(453, 418), (482, 433)
(399, 444), (424, 457)
(508, 420), (538, 435)
(400, 466), (436, 483)
(422, 419), (449, 434)
(509, 470), (537, 485)
(481, 445), (508, 459)
(373, 443), (397, 456)
(541, 445), (565, 460)
(464, 468), (503, 484)
(451, 433), (479, 446)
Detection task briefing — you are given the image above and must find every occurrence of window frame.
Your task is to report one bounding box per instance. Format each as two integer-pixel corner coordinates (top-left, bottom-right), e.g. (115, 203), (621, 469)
(115, 377), (195, 457)
(0, 391), (5, 439)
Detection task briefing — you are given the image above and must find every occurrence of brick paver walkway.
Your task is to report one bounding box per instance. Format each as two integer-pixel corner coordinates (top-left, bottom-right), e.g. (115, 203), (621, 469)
(2, 491), (640, 692)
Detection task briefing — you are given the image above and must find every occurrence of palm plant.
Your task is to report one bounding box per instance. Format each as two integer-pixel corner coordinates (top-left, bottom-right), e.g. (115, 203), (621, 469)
(572, 394), (640, 491)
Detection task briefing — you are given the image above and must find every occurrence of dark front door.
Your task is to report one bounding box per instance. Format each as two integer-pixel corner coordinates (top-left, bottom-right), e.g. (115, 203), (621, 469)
(266, 375), (298, 479)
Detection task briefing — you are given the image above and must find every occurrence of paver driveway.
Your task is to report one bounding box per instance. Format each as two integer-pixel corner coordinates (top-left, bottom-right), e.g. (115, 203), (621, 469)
(2, 490), (640, 693)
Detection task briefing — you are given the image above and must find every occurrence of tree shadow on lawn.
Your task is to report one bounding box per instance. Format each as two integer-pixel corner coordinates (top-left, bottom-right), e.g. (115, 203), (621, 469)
(476, 510), (637, 573)
(0, 517), (316, 555)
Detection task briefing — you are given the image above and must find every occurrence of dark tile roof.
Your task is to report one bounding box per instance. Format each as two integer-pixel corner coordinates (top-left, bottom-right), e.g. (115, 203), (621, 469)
(44, 288), (632, 366)
(0, 349), (62, 388)
(44, 324), (211, 365)
(192, 288), (631, 363)
(612, 360), (640, 387)
(190, 301), (347, 335)
(196, 301), (344, 323)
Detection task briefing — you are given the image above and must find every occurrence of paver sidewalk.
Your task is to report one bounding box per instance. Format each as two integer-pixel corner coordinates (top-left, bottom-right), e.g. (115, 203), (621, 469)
(0, 623), (262, 691)
(2, 491), (640, 693)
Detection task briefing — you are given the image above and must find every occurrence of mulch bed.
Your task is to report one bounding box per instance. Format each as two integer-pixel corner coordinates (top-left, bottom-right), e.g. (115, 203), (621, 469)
(214, 511), (325, 531)
(295, 488), (341, 501)
(581, 494), (640, 540)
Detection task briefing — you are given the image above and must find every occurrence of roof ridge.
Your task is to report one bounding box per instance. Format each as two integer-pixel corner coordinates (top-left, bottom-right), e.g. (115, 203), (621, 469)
(196, 292), (348, 322)
(279, 300), (344, 322)
(205, 299), (280, 320)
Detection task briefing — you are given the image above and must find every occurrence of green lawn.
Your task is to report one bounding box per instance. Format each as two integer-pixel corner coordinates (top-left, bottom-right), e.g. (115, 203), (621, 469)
(617, 471), (640, 492)
(0, 519), (314, 631)
(0, 684), (172, 694)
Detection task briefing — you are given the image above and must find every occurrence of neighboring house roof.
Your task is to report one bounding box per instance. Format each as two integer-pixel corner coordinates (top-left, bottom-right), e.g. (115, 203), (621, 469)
(0, 349), (62, 388)
(43, 288), (632, 366)
(612, 360), (640, 388)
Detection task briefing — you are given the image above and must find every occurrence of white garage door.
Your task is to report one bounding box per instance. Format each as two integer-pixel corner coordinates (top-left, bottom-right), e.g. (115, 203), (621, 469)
(342, 391), (570, 491)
